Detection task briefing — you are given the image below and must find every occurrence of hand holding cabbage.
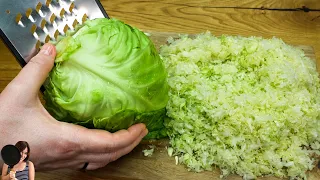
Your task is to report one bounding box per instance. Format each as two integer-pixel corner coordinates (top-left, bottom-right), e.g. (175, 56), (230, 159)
(43, 18), (169, 139)
(0, 43), (148, 171)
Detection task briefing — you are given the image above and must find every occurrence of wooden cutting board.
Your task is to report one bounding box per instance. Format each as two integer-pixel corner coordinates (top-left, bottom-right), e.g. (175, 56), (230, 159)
(81, 32), (320, 180)
(1, 32), (319, 180)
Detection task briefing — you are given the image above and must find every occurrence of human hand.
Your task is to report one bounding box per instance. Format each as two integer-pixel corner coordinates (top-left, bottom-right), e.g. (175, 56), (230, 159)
(0, 44), (148, 170)
(9, 170), (15, 180)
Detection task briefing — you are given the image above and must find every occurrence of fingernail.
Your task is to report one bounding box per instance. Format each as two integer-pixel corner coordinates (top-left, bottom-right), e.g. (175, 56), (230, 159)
(40, 44), (53, 56)
(143, 128), (149, 136)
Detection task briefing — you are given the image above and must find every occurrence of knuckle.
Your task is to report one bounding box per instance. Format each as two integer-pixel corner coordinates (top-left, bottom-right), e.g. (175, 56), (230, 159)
(29, 55), (54, 69)
(104, 135), (118, 153)
(55, 137), (80, 157)
(110, 139), (117, 150)
(109, 151), (120, 162)
(54, 124), (84, 157)
(29, 56), (46, 66)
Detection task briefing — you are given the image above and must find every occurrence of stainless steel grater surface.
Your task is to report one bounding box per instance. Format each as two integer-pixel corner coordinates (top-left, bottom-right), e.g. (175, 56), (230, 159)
(0, 0), (109, 67)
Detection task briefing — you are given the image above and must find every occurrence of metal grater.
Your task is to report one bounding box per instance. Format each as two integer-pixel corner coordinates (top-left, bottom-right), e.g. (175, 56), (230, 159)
(0, 0), (109, 67)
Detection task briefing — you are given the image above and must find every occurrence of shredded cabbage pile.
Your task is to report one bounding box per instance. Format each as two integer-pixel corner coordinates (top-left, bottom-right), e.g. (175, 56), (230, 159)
(160, 32), (320, 179)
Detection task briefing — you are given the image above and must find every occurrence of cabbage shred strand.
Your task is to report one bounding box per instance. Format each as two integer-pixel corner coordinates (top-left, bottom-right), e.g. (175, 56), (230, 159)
(161, 32), (320, 179)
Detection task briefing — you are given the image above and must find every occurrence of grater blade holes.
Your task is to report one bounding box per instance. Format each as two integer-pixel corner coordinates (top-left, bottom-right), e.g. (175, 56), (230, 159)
(36, 3), (47, 18)
(46, 0), (52, 7)
(35, 40), (41, 51)
(26, 8), (32, 18)
(63, 24), (69, 33)
(72, 19), (79, 28)
(36, 2), (42, 12)
(53, 30), (59, 39)
(49, 14), (56, 23)
(69, 2), (75, 13)
(82, 14), (88, 24)
(30, 24), (37, 34)
(34, 28), (47, 43)
(15, 13), (22, 24)
(45, 35), (51, 43)
(60, 8), (66, 17)
(33, 32), (39, 40)
(40, 19), (47, 29)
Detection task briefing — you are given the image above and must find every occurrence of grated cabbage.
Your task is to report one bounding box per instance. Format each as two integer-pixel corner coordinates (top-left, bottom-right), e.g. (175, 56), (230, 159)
(161, 32), (320, 179)
(143, 145), (156, 157)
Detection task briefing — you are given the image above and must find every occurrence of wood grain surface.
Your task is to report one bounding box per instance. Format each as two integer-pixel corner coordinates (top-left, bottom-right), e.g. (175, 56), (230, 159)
(106, 0), (320, 9)
(0, 0), (320, 179)
(102, 0), (320, 67)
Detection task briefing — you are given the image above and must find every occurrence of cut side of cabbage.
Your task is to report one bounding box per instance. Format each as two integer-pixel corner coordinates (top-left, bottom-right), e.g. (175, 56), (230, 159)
(161, 32), (320, 179)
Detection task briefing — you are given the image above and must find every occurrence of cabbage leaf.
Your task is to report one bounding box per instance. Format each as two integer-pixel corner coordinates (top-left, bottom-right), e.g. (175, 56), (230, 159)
(44, 18), (169, 139)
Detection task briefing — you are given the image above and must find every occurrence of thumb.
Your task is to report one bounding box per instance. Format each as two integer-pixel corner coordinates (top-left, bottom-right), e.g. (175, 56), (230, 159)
(12, 43), (56, 95)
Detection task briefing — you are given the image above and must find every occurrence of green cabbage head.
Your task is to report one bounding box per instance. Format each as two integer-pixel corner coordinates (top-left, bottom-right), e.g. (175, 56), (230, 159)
(43, 18), (169, 139)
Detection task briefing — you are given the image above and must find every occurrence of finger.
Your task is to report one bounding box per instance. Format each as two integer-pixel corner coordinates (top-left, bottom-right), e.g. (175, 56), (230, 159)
(38, 161), (108, 172)
(10, 43), (56, 95)
(73, 123), (148, 153)
(110, 128), (148, 161)
(74, 128), (148, 163)
(47, 122), (147, 165)
(85, 162), (110, 171)
(111, 123), (148, 149)
(38, 159), (107, 171)
(37, 160), (84, 171)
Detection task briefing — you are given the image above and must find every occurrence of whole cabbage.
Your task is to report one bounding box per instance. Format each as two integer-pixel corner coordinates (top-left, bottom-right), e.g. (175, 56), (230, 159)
(43, 18), (169, 139)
